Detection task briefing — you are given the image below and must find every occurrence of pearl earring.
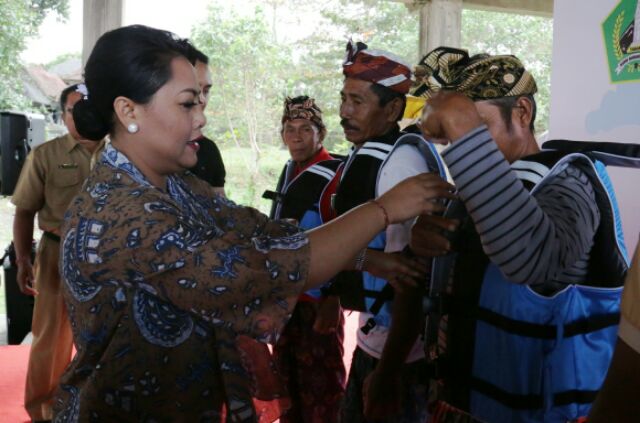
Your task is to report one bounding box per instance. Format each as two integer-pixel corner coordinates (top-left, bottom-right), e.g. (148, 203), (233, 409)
(127, 123), (139, 134)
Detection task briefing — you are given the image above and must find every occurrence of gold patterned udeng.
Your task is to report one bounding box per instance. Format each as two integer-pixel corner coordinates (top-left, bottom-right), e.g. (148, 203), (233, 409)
(410, 47), (537, 100)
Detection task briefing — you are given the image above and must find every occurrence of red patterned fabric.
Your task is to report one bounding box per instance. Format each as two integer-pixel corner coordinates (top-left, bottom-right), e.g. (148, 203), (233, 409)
(343, 40), (412, 94)
(273, 301), (346, 423)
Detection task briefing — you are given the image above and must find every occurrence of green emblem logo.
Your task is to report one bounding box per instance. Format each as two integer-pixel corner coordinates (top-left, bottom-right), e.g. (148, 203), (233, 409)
(603, 0), (640, 83)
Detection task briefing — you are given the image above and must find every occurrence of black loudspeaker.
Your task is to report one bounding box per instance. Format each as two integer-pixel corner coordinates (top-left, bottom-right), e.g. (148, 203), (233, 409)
(0, 111), (45, 196)
(2, 242), (36, 345)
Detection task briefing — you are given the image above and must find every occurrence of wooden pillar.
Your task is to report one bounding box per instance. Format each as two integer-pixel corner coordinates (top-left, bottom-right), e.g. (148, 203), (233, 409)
(82, 0), (124, 66)
(418, 0), (463, 58)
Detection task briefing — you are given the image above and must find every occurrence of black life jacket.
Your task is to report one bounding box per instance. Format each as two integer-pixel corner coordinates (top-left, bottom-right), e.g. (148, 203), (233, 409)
(263, 158), (342, 222)
(321, 130), (446, 332)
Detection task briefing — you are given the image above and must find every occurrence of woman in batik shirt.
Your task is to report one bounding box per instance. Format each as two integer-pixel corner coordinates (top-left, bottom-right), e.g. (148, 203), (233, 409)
(52, 25), (453, 423)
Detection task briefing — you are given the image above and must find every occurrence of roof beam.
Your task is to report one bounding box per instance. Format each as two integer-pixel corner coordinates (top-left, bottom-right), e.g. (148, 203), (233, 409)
(464, 0), (553, 17)
(397, 0), (553, 17)
(82, 0), (123, 65)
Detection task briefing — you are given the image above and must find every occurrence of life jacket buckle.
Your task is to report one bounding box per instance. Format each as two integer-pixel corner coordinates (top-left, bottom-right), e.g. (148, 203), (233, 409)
(360, 317), (377, 335)
(261, 190), (283, 202)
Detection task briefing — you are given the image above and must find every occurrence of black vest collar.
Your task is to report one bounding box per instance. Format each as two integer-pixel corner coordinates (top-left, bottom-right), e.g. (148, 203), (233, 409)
(335, 128), (402, 215)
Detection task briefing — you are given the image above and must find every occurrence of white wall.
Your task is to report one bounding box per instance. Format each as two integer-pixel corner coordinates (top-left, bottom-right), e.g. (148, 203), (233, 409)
(549, 0), (640, 255)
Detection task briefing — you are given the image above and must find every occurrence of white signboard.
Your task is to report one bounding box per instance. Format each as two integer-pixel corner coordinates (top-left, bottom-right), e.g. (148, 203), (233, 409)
(549, 0), (640, 255)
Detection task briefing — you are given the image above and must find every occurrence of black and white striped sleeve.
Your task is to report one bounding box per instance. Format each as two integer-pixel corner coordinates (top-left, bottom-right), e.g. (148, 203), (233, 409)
(442, 126), (600, 285)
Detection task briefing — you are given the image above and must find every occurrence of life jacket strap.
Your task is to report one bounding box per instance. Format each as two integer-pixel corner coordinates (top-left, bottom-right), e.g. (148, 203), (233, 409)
(476, 307), (620, 339)
(470, 377), (598, 410)
(359, 283), (396, 334)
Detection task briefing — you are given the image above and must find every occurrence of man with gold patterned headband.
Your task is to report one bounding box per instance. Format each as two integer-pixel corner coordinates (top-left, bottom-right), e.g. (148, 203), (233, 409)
(264, 95), (346, 423)
(318, 40), (448, 423)
(409, 47), (628, 423)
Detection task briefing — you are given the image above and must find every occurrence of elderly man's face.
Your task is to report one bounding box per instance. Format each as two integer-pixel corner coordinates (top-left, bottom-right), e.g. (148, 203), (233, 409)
(339, 78), (396, 146)
(282, 118), (322, 167)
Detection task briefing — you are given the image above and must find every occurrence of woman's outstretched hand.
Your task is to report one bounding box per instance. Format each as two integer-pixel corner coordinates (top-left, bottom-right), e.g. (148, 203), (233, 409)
(376, 172), (456, 224)
(305, 173), (453, 289)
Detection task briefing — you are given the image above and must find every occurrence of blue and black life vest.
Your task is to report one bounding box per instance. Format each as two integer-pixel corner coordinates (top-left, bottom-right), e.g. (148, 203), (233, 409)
(321, 129), (446, 331)
(264, 158), (342, 224)
(426, 140), (640, 423)
(263, 158), (342, 299)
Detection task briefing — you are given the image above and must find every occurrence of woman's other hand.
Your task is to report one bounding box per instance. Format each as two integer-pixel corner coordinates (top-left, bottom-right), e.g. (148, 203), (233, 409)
(364, 249), (427, 292)
(410, 214), (459, 257)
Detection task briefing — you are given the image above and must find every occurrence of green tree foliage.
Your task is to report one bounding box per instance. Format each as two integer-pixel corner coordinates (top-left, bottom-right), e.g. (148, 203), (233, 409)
(192, 1), (417, 154)
(0, 0), (69, 110)
(191, 4), (295, 206)
(461, 9), (553, 133)
(192, 5), (293, 158)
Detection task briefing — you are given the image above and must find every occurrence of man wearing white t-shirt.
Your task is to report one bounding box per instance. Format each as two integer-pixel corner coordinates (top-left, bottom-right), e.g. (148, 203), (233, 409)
(324, 40), (446, 423)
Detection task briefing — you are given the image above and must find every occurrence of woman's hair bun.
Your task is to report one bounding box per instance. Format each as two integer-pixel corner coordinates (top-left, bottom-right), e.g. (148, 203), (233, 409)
(72, 97), (110, 141)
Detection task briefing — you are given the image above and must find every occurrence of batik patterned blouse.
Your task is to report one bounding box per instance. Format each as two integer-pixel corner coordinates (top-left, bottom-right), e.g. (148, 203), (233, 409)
(53, 144), (310, 423)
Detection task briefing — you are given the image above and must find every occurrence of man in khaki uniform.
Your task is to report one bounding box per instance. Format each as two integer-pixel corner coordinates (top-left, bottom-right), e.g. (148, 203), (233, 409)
(12, 84), (99, 422)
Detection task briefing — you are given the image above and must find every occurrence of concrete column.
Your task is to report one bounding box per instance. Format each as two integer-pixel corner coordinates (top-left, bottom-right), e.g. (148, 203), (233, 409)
(82, 0), (124, 65)
(418, 0), (463, 58)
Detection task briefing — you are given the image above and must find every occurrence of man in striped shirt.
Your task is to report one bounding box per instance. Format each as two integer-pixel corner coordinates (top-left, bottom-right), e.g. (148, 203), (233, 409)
(409, 48), (627, 423)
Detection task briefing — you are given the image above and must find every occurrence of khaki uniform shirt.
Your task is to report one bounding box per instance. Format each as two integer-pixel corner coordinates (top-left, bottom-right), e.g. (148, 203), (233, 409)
(11, 133), (92, 234)
(619, 240), (640, 353)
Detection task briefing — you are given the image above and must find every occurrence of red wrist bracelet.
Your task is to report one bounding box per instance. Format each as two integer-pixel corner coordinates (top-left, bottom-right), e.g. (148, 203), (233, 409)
(370, 199), (390, 228)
